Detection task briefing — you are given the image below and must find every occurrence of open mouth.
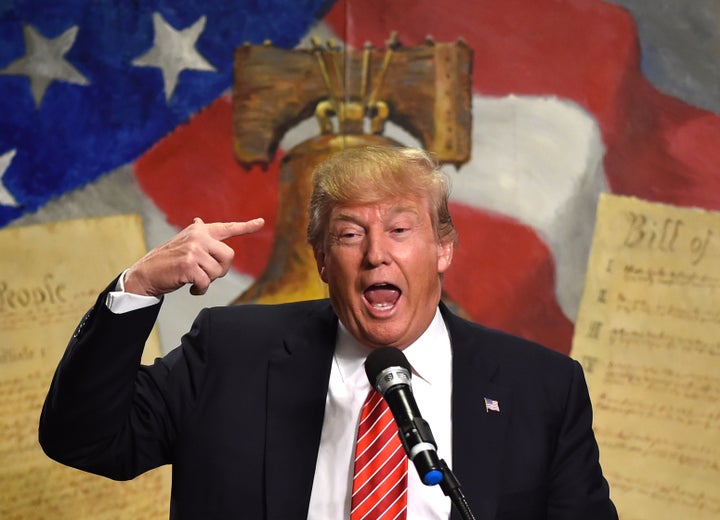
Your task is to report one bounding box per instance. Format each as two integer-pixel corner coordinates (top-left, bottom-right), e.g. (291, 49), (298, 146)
(363, 283), (401, 311)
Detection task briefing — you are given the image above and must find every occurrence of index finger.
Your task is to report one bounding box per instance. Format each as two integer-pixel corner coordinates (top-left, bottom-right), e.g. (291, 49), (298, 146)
(206, 218), (266, 241)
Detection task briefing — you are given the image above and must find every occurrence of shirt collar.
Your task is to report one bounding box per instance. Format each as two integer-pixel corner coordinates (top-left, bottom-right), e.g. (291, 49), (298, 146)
(334, 307), (449, 388)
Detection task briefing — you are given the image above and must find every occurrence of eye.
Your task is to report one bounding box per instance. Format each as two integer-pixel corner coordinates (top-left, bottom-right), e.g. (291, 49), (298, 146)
(387, 214), (417, 237)
(330, 226), (364, 244)
(390, 223), (415, 238)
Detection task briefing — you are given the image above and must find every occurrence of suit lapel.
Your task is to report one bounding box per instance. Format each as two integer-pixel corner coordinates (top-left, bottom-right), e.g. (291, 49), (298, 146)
(264, 303), (337, 520)
(444, 307), (512, 520)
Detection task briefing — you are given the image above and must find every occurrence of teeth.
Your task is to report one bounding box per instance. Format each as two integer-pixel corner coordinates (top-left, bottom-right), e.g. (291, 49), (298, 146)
(372, 302), (394, 310)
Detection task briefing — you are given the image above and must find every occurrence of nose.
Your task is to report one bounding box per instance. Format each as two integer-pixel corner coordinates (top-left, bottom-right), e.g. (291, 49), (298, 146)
(364, 232), (391, 267)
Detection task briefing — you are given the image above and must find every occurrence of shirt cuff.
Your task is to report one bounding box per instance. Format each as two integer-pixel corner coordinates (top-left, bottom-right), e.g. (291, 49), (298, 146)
(105, 269), (162, 314)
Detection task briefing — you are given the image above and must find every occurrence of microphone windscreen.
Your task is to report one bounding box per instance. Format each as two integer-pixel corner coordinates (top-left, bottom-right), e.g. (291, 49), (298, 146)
(364, 346), (412, 386)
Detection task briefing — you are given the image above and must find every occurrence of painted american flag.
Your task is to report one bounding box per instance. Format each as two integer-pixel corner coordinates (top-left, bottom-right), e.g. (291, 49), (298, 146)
(2, 0), (719, 355)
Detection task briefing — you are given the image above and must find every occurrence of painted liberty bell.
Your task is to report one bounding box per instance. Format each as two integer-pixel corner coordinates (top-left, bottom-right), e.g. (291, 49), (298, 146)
(231, 33), (473, 304)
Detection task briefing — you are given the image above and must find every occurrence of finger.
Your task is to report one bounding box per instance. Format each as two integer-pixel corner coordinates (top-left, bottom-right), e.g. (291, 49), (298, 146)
(187, 244), (234, 293)
(206, 218), (265, 241)
(197, 248), (231, 282)
(206, 240), (236, 272)
(192, 217), (205, 225)
(188, 264), (212, 296)
(189, 284), (206, 296)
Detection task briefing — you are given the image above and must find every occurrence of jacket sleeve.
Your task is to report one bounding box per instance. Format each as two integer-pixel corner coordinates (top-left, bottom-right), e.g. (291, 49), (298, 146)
(547, 359), (618, 520)
(38, 277), (175, 480)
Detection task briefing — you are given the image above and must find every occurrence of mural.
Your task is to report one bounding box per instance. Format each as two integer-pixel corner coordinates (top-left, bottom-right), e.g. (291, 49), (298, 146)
(2, 0), (720, 357)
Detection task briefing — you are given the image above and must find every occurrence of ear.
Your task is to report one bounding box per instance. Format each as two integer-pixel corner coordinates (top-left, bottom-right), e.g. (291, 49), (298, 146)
(314, 248), (329, 283)
(437, 239), (454, 274)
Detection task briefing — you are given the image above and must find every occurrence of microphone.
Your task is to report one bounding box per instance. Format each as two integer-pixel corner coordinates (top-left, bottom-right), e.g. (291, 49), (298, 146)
(364, 346), (444, 486)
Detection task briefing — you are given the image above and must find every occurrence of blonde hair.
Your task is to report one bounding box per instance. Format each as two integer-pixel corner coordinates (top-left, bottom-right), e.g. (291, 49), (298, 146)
(307, 146), (457, 249)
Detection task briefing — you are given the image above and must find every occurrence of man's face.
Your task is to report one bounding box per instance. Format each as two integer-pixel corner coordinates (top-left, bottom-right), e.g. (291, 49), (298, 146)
(314, 195), (454, 350)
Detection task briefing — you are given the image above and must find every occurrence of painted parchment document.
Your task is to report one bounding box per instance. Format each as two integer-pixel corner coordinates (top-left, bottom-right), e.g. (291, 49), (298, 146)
(572, 194), (720, 519)
(0, 215), (170, 519)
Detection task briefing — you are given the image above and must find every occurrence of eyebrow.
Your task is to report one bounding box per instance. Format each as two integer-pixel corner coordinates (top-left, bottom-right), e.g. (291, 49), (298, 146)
(331, 204), (421, 225)
(388, 204), (421, 217)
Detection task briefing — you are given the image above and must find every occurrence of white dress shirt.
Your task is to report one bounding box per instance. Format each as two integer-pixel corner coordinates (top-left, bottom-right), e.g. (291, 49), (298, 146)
(105, 269), (161, 313)
(307, 310), (453, 519)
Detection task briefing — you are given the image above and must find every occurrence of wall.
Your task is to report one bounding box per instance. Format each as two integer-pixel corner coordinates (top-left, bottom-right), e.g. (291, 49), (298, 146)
(1, 0), (719, 355)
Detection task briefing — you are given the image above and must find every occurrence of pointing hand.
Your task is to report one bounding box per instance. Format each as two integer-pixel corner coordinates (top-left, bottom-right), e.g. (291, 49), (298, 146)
(123, 217), (265, 297)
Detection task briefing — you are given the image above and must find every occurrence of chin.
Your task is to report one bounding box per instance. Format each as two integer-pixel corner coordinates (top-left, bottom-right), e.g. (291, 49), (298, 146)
(365, 329), (408, 349)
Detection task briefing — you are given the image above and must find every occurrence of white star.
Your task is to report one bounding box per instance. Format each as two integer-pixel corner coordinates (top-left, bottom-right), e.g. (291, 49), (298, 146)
(132, 12), (216, 102)
(0, 24), (89, 108)
(0, 149), (19, 207)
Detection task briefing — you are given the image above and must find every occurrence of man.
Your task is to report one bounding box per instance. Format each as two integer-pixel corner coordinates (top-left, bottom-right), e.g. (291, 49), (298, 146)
(40, 146), (617, 519)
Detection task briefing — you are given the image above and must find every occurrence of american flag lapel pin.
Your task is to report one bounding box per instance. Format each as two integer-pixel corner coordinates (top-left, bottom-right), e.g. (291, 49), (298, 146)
(484, 396), (500, 413)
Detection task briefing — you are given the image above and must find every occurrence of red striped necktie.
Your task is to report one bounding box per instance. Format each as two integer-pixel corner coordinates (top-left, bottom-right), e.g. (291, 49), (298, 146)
(350, 389), (408, 520)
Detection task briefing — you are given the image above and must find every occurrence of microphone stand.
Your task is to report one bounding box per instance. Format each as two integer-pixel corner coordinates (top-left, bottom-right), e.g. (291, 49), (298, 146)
(438, 459), (476, 520)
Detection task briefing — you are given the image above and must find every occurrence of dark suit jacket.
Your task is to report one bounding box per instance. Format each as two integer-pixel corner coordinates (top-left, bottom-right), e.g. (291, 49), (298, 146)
(40, 280), (616, 519)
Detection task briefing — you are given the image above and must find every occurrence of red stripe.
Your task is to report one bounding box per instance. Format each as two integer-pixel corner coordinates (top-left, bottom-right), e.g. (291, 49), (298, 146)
(352, 443), (406, 507)
(354, 409), (397, 468)
(351, 390), (408, 520)
(365, 477), (408, 520)
(352, 456), (407, 518)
